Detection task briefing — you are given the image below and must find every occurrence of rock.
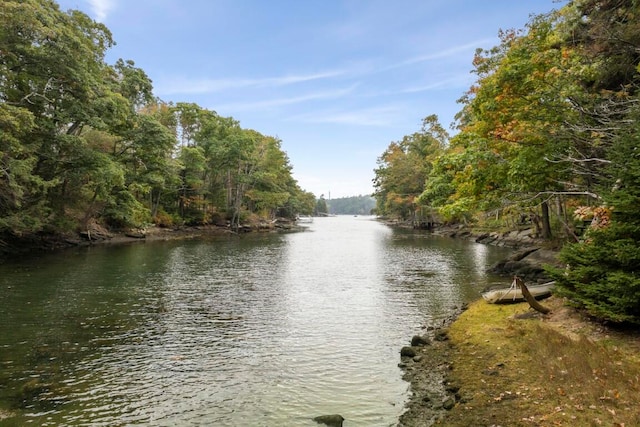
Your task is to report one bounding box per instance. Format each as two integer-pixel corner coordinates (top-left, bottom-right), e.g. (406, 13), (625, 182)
(442, 396), (456, 410)
(125, 229), (146, 239)
(434, 329), (449, 341)
(313, 414), (345, 426)
(411, 335), (431, 346)
(445, 383), (460, 394)
(400, 346), (418, 358)
(508, 247), (539, 262)
(523, 248), (562, 267)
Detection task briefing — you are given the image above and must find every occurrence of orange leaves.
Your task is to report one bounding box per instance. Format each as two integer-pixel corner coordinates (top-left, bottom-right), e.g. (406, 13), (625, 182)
(573, 206), (613, 230)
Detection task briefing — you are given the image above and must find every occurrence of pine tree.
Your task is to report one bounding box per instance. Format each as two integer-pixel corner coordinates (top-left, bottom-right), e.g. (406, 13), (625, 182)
(549, 105), (640, 324)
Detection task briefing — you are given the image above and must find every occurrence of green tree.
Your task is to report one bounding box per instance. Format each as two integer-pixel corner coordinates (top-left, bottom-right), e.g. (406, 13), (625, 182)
(1, 0), (119, 231)
(0, 104), (42, 234)
(315, 195), (329, 216)
(549, 104), (640, 324)
(0, 0), (321, 240)
(374, 115), (446, 221)
(245, 135), (293, 219)
(454, 15), (578, 236)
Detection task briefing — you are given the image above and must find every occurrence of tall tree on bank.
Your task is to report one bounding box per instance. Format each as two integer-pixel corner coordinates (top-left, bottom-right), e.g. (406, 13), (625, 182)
(550, 102), (640, 324)
(373, 115), (446, 221)
(0, 0), (117, 233)
(451, 13), (580, 237)
(1, 0), (313, 241)
(546, 0), (640, 324)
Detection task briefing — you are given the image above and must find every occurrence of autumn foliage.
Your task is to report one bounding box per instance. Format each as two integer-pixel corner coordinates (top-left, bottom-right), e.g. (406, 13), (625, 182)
(373, 0), (640, 324)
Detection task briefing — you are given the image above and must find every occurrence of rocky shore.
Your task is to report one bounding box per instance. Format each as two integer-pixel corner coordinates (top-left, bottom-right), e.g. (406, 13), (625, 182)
(0, 218), (302, 262)
(431, 223), (563, 283)
(397, 306), (467, 426)
(395, 223), (564, 426)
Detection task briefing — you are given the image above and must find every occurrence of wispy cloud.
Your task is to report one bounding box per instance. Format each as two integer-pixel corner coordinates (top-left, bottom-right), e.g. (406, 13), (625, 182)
(398, 73), (475, 93)
(290, 105), (402, 127)
(384, 38), (494, 71)
(87, 0), (115, 22)
(155, 70), (347, 96)
(216, 86), (358, 112)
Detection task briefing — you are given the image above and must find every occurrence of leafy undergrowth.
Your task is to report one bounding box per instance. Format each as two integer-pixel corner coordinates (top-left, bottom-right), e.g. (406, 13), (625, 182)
(438, 297), (640, 427)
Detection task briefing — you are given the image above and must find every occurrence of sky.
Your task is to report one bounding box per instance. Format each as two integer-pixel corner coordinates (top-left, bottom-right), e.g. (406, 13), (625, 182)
(55, 0), (564, 199)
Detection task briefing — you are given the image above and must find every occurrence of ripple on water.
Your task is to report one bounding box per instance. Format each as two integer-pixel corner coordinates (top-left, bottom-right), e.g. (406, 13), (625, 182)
(0, 217), (512, 426)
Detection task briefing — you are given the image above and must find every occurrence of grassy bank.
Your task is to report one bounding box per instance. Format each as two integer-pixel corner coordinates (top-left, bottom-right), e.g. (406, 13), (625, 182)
(438, 296), (640, 426)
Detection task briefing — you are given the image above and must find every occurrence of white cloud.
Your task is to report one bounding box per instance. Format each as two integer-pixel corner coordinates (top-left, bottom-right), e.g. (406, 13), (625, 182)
(290, 105), (402, 127)
(398, 73), (475, 94)
(384, 38), (495, 71)
(86, 0), (115, 21)
(216, 86), (358, 112)
(155, 70), (347, 96)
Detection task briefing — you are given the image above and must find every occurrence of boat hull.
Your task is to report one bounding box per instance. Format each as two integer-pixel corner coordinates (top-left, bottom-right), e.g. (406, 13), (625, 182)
(482, 282), (555, 304)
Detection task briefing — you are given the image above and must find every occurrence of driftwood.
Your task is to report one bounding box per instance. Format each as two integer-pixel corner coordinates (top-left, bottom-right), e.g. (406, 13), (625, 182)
(514, 276), (551, 314)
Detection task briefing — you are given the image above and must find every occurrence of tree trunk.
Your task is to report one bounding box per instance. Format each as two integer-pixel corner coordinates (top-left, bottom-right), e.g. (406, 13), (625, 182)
(514, 276), (551, 314)
(541, 200), (552, 239)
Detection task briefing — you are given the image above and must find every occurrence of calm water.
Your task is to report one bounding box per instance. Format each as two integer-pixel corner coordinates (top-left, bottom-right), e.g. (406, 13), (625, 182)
(0, 216), (511, 426)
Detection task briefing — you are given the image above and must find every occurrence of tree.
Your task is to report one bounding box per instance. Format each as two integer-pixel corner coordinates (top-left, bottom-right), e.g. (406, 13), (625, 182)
(315, 195), (329, 216)
(454, 14), (578, 236)
(245, 135), (293, 219)
(373, 115), (446, 221)
(0, 104), (42, 234)
(0, 0), (118, 231)
(0, 0), (319, 239)
(549, 103), (640, 324)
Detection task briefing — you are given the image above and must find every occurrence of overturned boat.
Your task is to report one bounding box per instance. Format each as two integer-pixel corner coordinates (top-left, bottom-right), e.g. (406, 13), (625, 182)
(482, 281), (555, 304)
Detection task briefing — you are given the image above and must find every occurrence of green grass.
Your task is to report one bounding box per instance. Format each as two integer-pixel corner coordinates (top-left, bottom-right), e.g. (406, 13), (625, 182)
(438, 297), (640, 426)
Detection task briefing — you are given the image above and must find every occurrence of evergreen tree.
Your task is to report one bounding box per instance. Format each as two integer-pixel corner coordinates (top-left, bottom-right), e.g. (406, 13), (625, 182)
(549, 105), (640, 324)
(315, 195), (328, 216)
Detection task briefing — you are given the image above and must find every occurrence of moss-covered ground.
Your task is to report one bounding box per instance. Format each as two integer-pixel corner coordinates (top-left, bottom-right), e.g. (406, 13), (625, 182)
(438, 296), (640, 426)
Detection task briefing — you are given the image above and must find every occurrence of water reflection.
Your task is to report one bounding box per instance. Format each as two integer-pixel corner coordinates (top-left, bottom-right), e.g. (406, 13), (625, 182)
(0, 217), (511, 426)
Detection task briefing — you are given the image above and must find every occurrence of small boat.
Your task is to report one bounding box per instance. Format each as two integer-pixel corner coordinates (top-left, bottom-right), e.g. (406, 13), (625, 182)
(482, 281), (555, 304)
(296, 215), (314, 223)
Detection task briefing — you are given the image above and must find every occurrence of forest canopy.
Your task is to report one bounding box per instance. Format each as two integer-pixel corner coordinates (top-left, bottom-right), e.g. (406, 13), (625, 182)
(0, 0), (316, 238)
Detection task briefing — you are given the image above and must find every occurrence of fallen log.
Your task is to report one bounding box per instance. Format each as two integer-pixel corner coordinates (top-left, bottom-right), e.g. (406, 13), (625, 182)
(514, 276), (551, 314)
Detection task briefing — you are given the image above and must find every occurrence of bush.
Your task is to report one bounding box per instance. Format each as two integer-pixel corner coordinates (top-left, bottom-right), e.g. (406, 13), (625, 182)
(548, 222), (640, 324)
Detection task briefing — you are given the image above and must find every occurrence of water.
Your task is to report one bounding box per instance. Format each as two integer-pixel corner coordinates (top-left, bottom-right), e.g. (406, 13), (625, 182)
(0, 216), (512, 426)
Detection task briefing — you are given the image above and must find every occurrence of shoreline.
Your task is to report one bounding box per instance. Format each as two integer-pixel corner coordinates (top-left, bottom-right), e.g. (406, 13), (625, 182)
(393, 222), (562, 426)
(397, 305), (467, 426)
(0, 220), (305, 262)
(397, 288), (640, 426)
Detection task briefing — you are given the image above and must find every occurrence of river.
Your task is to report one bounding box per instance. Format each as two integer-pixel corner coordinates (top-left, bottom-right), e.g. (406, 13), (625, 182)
(0, 216), (512, 426)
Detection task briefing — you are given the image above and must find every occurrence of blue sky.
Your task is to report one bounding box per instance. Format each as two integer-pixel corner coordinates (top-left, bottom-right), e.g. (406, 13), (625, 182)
(56, 0), (564, 199)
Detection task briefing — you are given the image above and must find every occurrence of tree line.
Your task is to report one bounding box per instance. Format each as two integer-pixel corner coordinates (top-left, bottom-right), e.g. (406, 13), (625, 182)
(373, 0), (640, 324)
(327, 195), (375, 215)
(0, 0), (316, 239)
